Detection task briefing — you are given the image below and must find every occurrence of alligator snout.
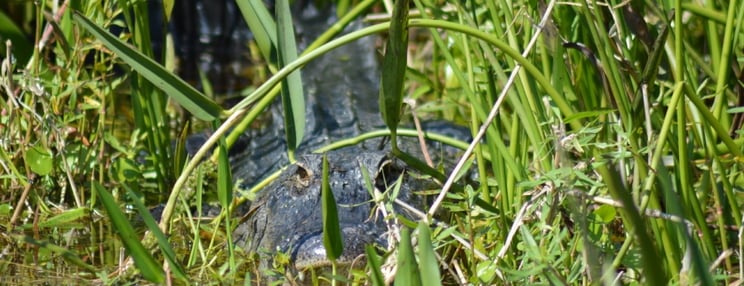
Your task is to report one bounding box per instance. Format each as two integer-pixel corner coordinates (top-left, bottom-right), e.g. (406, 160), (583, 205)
(233, 149), (414, 271)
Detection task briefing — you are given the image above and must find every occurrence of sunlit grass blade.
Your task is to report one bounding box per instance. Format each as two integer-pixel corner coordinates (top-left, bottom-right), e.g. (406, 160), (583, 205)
(72, 12), (222, 121)
(236, 0), (277, 61)
(322, 153), (343, 260)
(395, 227), (421, 286)
(276, 0), (305, 161)
(416, 222), (442, 286)
(162, 0), (174, 22)
(379, 0), (410, 148)
(125, 185), (187, 281)
(92, 182), (164, 283)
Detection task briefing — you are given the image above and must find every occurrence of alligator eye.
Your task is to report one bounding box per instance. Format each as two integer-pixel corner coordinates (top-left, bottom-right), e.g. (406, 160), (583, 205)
(374, 159), (404, 191)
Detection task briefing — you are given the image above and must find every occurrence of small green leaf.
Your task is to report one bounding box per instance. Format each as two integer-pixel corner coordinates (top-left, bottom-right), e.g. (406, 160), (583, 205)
(395, 227), (421, 286)
(322, 153), (343, 260)
(112, 157), (141, 182)
(34, 207), (89, 229)
(476, 261), (498, 282)
(93, 182), (164, 283)
(72, 12), (222, 121)
(416, 222), (441, 286)
(25, 144), (53, 176)
(0, 204), (10, 215)
(593, 204), (617, 224)
(379, 0), (410, 147)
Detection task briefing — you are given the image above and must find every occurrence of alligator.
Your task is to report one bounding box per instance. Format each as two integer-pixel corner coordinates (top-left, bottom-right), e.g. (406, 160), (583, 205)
(180, 3), (470, 277)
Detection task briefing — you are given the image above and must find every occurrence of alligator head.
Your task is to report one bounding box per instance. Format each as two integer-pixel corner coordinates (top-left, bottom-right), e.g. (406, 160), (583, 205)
(233, 147), (426, 271)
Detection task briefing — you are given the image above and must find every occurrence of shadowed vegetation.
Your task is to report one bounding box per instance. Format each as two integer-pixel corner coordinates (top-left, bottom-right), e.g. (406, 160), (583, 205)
(1, 0), (743, 284)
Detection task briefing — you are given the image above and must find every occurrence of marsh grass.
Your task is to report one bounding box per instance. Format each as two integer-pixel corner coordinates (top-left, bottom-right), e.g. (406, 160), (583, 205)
(1, 0), (743, 285)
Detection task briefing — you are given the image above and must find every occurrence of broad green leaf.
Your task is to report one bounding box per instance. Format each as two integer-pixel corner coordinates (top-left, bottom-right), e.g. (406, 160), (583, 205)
(395, 227), (421, 286)
(276, 0), (305, 160)
(92, 182), (164, 283)
(125, 186), (187, 281)
(416, 222), (441, 286)
(25, 144), (53, 176)
(72, 12), (221, 121)
(366, 245), (385, 286)
(0, 10), (32, 65)
(322, 154), (343, 260)
(379, 0), (410, 146)
(236, 0), (277, 61)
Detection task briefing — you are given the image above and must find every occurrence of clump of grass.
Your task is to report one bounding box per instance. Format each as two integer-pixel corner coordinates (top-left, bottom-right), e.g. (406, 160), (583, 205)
(1, 0), (743, 285)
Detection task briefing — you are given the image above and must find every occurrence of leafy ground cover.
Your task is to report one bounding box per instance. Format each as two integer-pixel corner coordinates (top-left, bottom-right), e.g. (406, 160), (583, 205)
(1, 0), (743, 285)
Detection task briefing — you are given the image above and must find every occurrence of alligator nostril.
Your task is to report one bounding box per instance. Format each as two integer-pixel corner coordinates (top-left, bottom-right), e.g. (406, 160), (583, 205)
(295, 165), (311, 182)
(375, 158), (405, 191)
(288, 164), (313, 196)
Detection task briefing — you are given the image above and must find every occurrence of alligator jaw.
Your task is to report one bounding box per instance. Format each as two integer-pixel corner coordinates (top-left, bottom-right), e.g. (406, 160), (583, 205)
(292, 225), (379, 270)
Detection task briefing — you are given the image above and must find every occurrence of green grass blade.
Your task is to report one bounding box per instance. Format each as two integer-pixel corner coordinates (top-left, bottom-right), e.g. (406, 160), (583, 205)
(125, 186), (187, 281)
(216, 129), (236, 272)
(162, 0), (174, 22)
(72, 12), (222, 121)
(235, 0), (277, 61)
(379, 0), (410, 147)
(395, 227), (421, 286)
(174, 123), (190, 176)
(24, 207), (88, 229)
(322, 153), (343, 260)
(365, 245), (385, 286)
(216, 132), (232, 211)
(416, 222), (442, 286)
(92, 182), (164, 283)
(276, 0), (305, 160)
